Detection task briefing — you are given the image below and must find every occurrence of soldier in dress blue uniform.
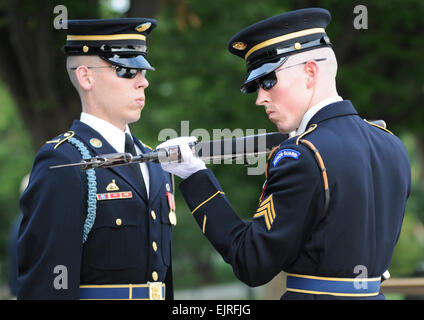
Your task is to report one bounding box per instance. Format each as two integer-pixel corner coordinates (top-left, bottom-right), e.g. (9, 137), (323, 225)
(18, 18), (176, 300)
(157, 8), (411, 299)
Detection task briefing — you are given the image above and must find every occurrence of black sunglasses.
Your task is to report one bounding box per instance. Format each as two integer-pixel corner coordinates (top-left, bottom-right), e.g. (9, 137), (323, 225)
(255, 58), (327, 92)
(69, 65), (147, 79)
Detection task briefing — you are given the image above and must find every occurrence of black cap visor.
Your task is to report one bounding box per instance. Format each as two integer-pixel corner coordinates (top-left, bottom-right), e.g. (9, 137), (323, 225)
(241, 56), (288, 93)
(101, 54), (155, 70)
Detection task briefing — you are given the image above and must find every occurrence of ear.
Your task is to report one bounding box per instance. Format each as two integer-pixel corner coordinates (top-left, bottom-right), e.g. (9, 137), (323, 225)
(75, 66), (94, 91)
(304, 60), (319, 89)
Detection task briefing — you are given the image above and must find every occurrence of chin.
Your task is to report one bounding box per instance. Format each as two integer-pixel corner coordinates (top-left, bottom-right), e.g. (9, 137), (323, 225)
(275, 123), (292, 134)
(126, 112), (142, 125)
(128, 116), (141, 125)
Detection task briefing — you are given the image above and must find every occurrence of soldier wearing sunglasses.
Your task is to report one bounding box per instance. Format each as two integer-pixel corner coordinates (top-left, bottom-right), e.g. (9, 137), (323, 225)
(18, 18), (175, 300)
(157, 8), (411, 299)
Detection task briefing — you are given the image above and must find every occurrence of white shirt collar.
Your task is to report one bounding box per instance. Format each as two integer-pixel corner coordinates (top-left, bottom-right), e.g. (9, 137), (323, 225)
(80, 112), (131, 153)
(295, 96), (343, 136)
(80, 112), (150, 197)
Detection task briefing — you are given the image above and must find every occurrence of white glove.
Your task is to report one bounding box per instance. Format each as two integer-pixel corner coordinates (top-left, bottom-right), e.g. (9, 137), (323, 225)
(156, 136), (206, 179)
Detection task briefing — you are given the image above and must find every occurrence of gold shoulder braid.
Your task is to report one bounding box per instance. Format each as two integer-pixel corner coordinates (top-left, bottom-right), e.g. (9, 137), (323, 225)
(364, 120), (394, 135)
(46, 131), (75, 149)
(296, 124), (330, 221)
(296, 124), (317, 145)
(265, 145), (281, 180)
(298, 138), (330, 220)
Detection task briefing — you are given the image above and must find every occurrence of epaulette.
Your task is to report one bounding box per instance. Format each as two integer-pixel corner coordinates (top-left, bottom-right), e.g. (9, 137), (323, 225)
(364, 120), (394, 135)
(295, 124), (317, 145)
(45, 131), (75, 149)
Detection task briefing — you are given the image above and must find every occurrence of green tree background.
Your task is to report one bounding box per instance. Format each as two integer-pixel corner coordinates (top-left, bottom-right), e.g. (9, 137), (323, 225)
(0, 0), (423, 298)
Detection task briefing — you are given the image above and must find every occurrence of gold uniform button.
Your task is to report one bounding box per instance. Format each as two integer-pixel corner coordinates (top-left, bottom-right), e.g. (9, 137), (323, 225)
(152, 241), (158, 252)
(115, 218), (122, 226)
(152, 271), (158, 281)
(168, 211), (177, 226)
(151, 210), (157, 220)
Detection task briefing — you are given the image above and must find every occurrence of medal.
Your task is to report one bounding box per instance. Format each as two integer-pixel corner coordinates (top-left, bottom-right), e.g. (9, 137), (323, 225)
(166, 192), (175, 212)
(166, 191), (176, 225)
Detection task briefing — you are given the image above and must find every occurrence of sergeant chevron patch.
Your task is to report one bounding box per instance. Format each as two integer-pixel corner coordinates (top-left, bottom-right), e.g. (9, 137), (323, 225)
(253, 194), (276, 231)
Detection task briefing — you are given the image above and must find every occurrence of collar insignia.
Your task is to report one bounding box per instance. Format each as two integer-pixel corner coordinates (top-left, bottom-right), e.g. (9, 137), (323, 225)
(89, 138), (103, 148)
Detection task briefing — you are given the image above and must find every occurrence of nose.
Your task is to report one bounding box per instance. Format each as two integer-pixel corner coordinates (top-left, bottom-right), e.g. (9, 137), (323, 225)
(255, 87), (270, 106)
(135, 71), (149, 89)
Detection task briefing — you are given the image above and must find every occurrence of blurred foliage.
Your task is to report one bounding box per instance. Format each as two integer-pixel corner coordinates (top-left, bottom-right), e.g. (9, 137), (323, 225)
(0, 81), (33, 286)
(0, 0), (423, 297)
(390, 133), (424, 277)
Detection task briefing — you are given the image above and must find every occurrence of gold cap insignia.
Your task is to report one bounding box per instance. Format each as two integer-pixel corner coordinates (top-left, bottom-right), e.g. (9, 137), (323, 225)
(294, 42), (302, 50)
(106, 179), (120, 191)
(135, 22), (151, 33)
(89, 138), (102, 148)
(232, 42), (247, 50)
(83, 45), (89, 53)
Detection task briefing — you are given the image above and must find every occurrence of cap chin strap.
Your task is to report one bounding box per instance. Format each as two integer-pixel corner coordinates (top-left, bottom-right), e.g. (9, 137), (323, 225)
(244, 28), (327, 60)
(99, 44), (147, 55)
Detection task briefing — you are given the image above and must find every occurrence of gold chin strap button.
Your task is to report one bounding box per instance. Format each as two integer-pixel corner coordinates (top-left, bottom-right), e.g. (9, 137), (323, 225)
(115, 218), (122, 226)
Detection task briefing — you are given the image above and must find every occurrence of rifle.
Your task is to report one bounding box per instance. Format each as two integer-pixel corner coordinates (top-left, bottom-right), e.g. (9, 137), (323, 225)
(50, 120), (386, 171)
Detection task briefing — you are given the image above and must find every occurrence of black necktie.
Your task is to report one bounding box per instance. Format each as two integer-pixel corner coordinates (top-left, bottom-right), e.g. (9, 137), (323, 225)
(125, 133), (147, 196)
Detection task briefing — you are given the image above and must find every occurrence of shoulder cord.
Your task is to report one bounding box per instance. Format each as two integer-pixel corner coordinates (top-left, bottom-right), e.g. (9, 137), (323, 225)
(298, 139), (330, 221)
(67, 137), (97, 244)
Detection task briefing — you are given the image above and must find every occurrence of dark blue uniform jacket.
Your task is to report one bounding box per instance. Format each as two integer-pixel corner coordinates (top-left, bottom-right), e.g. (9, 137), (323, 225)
(18, 121), (174, 299)
(179, 100), (411, 299)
